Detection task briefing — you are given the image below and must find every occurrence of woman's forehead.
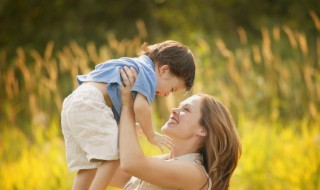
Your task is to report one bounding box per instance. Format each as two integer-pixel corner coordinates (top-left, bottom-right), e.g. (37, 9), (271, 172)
(180, 95), (201, 106)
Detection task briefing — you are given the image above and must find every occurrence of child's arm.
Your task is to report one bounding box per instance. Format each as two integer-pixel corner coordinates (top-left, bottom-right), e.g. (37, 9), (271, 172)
(133, 93), (154, 139)
(133, 93), (173, 152)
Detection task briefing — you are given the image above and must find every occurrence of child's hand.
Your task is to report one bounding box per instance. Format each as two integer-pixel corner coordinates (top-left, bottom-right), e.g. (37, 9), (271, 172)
(147, 132), (174, 152)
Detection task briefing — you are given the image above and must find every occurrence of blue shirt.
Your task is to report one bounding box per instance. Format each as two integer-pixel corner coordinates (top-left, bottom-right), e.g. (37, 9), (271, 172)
(77, 55), (157, 122)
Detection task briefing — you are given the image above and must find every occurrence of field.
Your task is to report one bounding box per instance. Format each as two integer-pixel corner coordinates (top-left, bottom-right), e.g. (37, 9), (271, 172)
(0, 21), (320, 189)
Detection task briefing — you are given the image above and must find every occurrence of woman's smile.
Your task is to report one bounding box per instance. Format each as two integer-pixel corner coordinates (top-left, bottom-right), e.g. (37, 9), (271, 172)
(168, 116), (179, 124)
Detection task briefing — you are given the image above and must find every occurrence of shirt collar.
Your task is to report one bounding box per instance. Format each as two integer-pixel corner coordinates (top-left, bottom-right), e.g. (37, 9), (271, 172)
(139, 55), (155, 71)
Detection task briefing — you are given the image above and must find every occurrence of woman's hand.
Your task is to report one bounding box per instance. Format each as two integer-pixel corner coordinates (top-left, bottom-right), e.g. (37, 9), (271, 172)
(119, 66), (138, 106)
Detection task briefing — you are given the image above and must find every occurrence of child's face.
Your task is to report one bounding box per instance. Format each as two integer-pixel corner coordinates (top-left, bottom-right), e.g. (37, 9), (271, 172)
(156, 65), (185, 97)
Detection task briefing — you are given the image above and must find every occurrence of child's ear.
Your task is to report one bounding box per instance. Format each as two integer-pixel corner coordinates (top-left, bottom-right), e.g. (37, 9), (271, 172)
(159, 65), (170, 75)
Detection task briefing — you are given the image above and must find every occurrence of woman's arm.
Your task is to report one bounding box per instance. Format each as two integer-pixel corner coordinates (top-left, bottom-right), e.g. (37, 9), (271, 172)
(108, 165), (132, 188)
(119, 68), (207, 190)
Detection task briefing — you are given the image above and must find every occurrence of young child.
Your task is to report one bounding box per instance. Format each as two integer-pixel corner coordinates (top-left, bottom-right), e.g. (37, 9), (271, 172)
(61, 40), (196, 190)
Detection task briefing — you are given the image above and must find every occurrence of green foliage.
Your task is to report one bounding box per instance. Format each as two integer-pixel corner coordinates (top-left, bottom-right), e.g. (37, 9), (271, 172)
(1, 0), (319, 57)
(0, 0), (150, 54)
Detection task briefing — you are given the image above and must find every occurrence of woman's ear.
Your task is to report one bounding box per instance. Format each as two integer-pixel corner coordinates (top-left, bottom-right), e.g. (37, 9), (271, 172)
(197, 127), (207, 137)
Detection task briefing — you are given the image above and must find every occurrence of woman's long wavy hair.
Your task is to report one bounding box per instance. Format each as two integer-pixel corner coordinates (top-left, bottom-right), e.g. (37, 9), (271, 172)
(198, 94), (242, 190)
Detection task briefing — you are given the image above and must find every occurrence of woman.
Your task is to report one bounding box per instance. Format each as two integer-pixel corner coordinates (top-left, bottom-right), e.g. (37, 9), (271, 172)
(110, 67), (241, 190)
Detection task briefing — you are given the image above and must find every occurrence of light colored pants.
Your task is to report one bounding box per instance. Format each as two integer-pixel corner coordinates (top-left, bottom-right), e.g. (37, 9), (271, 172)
(61, 84), (119, 172)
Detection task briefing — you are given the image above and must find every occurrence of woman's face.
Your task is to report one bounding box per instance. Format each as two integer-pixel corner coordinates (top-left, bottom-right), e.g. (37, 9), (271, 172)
(161, 95), (205, 140)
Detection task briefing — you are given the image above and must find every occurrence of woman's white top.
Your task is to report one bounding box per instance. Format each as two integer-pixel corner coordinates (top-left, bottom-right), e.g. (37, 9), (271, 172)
(123, 153), (212, 190)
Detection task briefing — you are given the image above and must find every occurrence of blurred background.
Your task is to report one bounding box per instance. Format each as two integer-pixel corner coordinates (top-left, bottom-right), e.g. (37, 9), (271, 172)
(0, 0), (320, 189)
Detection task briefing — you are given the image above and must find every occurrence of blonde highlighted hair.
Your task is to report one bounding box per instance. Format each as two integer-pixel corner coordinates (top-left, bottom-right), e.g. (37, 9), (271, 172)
(197, 94), (242, 190)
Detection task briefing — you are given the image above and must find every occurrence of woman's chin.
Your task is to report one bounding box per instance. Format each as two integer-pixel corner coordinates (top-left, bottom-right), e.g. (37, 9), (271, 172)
(161, 125), (176, 136)
(162, 122), (174, 130)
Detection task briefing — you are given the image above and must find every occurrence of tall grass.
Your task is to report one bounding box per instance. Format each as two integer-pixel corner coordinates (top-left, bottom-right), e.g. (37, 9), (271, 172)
(191, 26), (320, 126)
(0, 15), (319, 189)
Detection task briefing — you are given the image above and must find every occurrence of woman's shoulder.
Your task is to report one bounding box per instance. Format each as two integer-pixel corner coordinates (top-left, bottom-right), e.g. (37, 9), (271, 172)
(174, 153), (212, 190)
(151, 153), (202, 162)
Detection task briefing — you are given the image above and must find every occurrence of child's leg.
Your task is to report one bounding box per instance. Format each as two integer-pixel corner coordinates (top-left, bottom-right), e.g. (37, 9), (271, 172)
(63, 85), (120, 189)
(72, 169), (97, 190)
(89, 160), (119, 190)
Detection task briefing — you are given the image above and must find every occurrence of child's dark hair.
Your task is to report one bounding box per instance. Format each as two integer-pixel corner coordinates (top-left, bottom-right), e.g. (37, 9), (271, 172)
(140, 40), (196, 92)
